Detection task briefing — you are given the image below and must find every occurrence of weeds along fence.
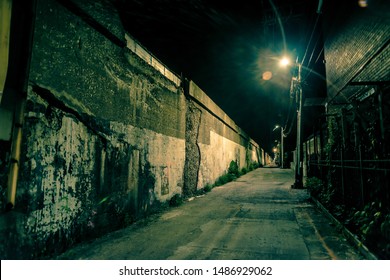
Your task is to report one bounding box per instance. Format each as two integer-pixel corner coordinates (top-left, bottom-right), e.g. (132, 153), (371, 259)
(304, 87), (390, 211)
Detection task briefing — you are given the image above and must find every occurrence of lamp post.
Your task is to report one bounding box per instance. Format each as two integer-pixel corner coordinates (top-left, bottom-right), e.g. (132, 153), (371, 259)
(273, 125), (284, 168)
(293, 62), (303, 188)
(280, 57), (303, 188)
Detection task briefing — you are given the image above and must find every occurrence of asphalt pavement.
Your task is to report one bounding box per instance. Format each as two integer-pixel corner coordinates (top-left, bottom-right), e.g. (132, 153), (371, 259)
(57, 167), (363, 260)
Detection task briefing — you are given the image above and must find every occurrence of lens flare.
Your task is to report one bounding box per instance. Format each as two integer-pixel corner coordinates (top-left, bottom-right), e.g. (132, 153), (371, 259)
(358, 0), (368, 8)
(262, 71), (273, 80)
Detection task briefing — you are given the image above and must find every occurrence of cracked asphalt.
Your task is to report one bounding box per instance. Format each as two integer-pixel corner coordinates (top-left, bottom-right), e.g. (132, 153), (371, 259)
(57, 167), (364, 260)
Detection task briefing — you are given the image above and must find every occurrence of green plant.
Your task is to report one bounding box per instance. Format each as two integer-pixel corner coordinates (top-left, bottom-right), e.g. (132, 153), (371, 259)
(204, 184), (213, 192)
(228, 160), (239, 178)
(248, 161), (259, 171)
(305, 176), (335, 207)
(350, 202), (383, 240)
(324, 116), (338, 157)
(346, 202), (390, 258)
(240, 167), (248, 176)
(305, 176), (324, 197)
(381, 214), (390, 241)
(213, 160), (254, 187)
(214, 173), (234, 186)
(169, 194), (183, 207)
(319, 182), (336, 207)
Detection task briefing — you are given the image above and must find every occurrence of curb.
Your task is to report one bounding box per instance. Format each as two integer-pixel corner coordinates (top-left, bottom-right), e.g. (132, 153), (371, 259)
(310, 196), (378, 260)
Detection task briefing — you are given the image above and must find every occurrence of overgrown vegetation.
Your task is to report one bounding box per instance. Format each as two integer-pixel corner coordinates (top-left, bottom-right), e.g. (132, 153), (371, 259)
(214, 173), (234, 187)
(228, 160), (240, 178)
(248, 161), (260, 171)
(203, 183), (213, 193)
(170, 160), (260, 207)
(305, 177), (324, 197)
(306, 177), (336, 208)
(305, 176), (390, 259)
(302, 58), (390, 259)
(207, 160), (260, 189)
(169, 193), (184, 207)
(346, 202), (390, 257)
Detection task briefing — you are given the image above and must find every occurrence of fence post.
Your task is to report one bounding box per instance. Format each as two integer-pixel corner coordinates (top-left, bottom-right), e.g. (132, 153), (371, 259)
(340, 110), (346, 203)
(354, 119), (365, 207)
(378, 87), (389, 209)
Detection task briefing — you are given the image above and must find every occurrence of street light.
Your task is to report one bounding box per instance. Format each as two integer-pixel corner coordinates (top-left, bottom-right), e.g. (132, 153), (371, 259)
(279, 57), (290, 67)
(273, 125), (284, 169)
(294, 62), (303, 188)
(280, 56), (303, 188)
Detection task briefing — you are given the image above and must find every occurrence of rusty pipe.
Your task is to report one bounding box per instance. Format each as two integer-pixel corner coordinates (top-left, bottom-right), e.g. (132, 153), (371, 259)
(0, 0), (12, 101)
(6, 97), (25, 210)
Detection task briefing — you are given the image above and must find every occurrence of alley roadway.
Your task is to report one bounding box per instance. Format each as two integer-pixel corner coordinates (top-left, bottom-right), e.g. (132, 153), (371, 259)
(57, 168), (363, 260)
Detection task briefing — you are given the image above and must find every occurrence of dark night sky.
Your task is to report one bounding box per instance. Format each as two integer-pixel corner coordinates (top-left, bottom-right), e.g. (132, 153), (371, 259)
(115, 0), (323, 153)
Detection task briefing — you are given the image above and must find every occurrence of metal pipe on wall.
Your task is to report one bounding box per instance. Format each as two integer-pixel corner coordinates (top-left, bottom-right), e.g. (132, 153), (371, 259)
(4, 0), (37, 210)
(0, 0), (12, 102)
(6, 98), (25, 209)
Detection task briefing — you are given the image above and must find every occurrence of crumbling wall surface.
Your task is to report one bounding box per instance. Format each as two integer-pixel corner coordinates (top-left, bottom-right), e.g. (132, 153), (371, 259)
(188, 82), (260, 189)
(0, 0), (185, 259)
(0, 0), (261, 259)
(6, 90), (185, 259)
(30, 0), (185, 138)
(183, 100), (201, 196)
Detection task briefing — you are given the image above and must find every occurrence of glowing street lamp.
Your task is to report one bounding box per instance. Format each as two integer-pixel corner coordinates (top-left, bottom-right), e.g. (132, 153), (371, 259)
(279, 57), (290, 67)
(279, 55), (303, 187)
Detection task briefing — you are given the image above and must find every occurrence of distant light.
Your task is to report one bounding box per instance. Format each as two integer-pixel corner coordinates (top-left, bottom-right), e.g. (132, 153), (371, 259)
(262, 71), (273, 80)
(273, 148), (278, 153)
(280, 57), (290, 67)
(358, 0), (368, 7)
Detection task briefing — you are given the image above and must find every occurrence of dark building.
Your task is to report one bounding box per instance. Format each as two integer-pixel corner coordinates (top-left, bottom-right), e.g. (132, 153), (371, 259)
(303, 0), (390, 259)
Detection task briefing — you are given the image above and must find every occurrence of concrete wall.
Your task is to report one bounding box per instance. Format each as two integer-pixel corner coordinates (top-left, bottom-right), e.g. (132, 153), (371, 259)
(0, 0), (261, 259)
(187, 82), (260, 190)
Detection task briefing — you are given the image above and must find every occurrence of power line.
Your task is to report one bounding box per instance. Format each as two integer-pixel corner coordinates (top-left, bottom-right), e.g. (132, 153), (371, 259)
(283, 95), (296, 137)
(302, 45), (324, 83)
(301, 13), (320, 66)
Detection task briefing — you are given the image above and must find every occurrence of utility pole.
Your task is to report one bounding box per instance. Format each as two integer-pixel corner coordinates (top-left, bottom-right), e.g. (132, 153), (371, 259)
(278, 56), (303, 184)
(293, 62), (303, 188)
(280, 126), (284, 168)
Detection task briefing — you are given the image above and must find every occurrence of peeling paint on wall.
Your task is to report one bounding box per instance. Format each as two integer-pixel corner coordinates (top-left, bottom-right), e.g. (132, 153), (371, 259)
(2, 88), (186, 258)
(0, 0), (261, 259)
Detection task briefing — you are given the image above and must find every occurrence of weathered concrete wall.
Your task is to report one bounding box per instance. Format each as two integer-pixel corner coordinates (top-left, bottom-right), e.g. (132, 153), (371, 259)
(0, 0), (261, 259)
(1, 0), (186, 259)
(188, 82), (261, 189)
